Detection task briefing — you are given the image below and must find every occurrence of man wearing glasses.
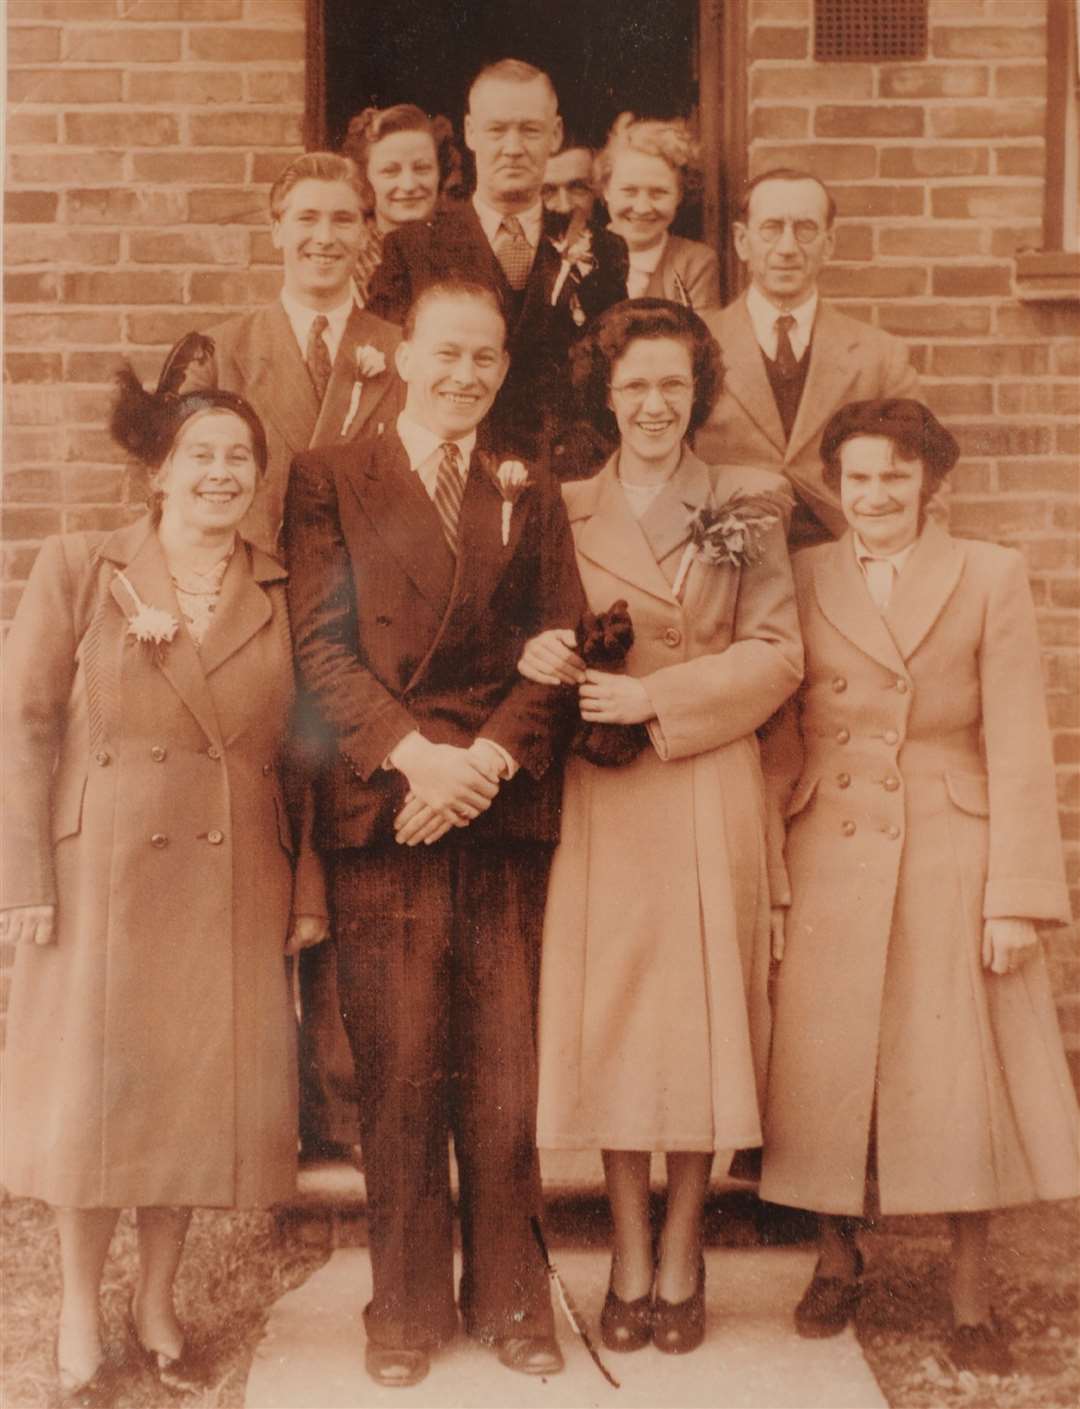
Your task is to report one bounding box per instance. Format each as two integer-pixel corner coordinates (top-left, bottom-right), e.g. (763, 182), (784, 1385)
(695, 169), (920, 548)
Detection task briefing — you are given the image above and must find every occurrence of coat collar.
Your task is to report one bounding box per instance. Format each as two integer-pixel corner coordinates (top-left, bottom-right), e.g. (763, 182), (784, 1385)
(881, 520), (965, 661)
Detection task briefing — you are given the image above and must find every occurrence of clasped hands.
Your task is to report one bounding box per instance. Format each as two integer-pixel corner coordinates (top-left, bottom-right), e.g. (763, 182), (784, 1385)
(391, 733), (508, 847)
(769, 908), (1039, 974)
(517, 628), (654, 726)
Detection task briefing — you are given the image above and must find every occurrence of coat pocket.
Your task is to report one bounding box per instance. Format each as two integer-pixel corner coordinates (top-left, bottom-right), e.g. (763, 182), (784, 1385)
(944, 770), (990, 817)
(50, 771), (87, 843)
(785, 773), (820, 819)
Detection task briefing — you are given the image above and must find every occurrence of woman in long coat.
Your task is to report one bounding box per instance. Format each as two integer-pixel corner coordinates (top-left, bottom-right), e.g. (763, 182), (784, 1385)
(519, 300), (802, 1354)
(761, 399), (1079, 1374)
(1, 343), (327, 1405)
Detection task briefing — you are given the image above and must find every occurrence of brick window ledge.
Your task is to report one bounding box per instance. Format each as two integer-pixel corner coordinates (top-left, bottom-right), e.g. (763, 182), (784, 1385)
(1013, 251), (1080, 303)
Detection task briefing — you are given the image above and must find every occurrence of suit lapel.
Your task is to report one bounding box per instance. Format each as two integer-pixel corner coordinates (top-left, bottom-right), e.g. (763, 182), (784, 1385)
(198, 541), (282, 678)
(237, 303), (320, 456)
(456, 449), (533, 601)
(571, 457), (680, 606)
(312, 306), (399, 447)
(883, 521), (965, 661)
(457, 202), (513, 300)
(813, 533), (908, 676)
(518, 213), (562, 332)
(785, 302), (860, 464)
(719, 295), (787, 457)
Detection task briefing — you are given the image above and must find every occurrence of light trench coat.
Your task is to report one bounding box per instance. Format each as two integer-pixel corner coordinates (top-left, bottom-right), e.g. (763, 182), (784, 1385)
(760, 525), (1079, 1215)
(537, 451), (803, 1153)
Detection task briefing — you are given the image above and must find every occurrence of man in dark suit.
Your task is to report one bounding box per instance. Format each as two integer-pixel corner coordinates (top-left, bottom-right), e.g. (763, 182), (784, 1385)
(283, 280), (583, 1388)
(182, 151), (403, 1166)
(367, 59), (627, 467)
(695, 168), (924, 548)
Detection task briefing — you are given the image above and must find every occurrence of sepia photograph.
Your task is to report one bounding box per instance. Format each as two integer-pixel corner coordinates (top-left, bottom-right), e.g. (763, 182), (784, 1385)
(2, 1), (1078, 1406)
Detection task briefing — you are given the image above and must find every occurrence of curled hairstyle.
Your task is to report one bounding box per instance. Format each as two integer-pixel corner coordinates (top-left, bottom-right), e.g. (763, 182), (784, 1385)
(820, 398), (960, 496)
(268, 151), (365, 221)
(571, 298), (724, 438)
(342, 104), (457, 215)
(402, 278), (507, 343)
(596, 113), (703, 201)
(735, 167), (837, 227)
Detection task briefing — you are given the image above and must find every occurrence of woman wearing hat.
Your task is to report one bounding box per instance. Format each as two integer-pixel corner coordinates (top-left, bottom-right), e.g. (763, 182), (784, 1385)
(760, 398), (1079, 1374)
(0, 337), (328, 1406)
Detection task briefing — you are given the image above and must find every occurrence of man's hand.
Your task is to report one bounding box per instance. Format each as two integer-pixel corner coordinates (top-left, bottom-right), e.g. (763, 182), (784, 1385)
(0, 905), (56, 946)
(285, 914), (331, 955)
(518, 628), (586, 686)
(394, 794), (456, 847)
(981, 917), (1039, 975)
(578, 669), (655, 725)
(390, 733), (499, 824)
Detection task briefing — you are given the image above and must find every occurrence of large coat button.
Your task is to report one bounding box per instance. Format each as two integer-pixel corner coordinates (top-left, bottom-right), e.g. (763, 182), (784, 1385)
(836, 727), (850, 744)
(150, 745), (167, 762)
(94, 749), (111, 766)
(207, 745), (222, 761)
(207, 829), (224, 845)
(883, 729), (899, 745)
(663, 626), (682, 648)
(832, 676), (847, 693)
(262, 762), (273, 776)
(895, 678), (909, 694)
(150, 833), (168, 848)
(883, 775), (900, 792)
(837, 772), (851, 788)
(885, 824), (901, 840)
(841, 820), (856, 837)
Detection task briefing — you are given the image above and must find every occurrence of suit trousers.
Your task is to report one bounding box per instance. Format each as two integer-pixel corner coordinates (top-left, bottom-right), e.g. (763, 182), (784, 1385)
(330, 839), (555, 1350)
(296, 941), (359, 1152)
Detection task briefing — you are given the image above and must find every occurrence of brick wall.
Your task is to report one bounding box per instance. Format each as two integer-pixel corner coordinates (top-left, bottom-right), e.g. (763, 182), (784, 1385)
(747, 0), (1080, 1057)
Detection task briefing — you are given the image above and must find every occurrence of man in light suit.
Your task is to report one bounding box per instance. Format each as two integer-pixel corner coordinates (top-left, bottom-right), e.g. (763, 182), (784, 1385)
(695, 168), (921, 548)
(367, 60), (627, 468)
(183, 151), (402, 1164)
(284, 280), (583, 1387)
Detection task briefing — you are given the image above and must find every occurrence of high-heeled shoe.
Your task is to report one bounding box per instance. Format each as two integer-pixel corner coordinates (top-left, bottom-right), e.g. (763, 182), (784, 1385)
(126, 1296), (213, 1395)
(600, 1277), (654, 1352)
(54, 1350), (119, 1409)
(652, 1258), (706, 1355)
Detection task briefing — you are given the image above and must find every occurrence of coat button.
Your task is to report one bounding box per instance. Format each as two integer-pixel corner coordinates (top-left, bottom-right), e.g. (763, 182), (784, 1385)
(883, 775), (900, 792)
(94, 749), (111, 766)
(207, 745), (222, 761)
(832, 676), (847, 693)
(836, 727), (850, 744)
(883, 729), (899, 745)
(150, 745), (167, 762)
(885, 824), (901, 840)
(841, 820), (856, 837)
(895, 678), (909, 694)
(262, 762), (273, 776)
(663, 626), (682, 647)
(150, 833), (168, 848)
(837, 772), (851, 788)
(207, 829), (224, 845)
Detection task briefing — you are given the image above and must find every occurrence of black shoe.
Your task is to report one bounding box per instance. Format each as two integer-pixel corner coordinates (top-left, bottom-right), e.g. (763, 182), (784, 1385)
(55, 1355), (120, 1409)
(496, 1335), (564, 1375)
(299, 1139), (362, 1167)
(364, 1343), (430, 1387)
(652, 1259), (706, 1355)
(949, 1316), (1013, 1376)
(126, 1298), (213, 1395)
(793, 1248), (865, 1338)
(600, 1281), (653, 1352)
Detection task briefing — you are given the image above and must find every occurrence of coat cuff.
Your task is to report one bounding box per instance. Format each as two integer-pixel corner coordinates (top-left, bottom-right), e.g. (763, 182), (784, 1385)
(983, 879), (1072, 925)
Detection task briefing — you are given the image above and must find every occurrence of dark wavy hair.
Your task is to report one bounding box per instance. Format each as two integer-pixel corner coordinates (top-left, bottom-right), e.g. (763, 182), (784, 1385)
(342, 104), (459, 216)
(820, 398), (960, 497)
(570, 298), (724, 439)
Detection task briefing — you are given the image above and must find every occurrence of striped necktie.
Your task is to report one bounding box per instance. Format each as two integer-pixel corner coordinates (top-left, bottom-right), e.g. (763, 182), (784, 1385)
(433, 441), (465, 553)
(306, 313), (332, 402)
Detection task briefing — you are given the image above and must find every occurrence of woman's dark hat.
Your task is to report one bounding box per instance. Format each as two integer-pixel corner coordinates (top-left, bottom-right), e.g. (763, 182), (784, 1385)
(821, 398), (960, 481)
(110, 332), (268, 471)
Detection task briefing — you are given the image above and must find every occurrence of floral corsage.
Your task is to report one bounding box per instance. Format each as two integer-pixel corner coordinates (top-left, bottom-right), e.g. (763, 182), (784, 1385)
(341, 342), (388, 437)
(485, 457), (533, 546)
(670, 490), (786, 599)
(114, 570), (179, 662)
(549, 212), (597, 325)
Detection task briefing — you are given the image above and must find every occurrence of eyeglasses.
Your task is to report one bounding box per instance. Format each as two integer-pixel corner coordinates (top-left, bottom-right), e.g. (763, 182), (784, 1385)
(609, 377), (694, 404)
(752, 218), (824, 245)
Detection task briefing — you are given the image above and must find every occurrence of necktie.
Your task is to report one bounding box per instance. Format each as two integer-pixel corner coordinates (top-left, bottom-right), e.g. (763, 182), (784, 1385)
(432, 441), (465, 553)
(862, 557), (895, 612)
(306, 313), (332, 402)
(493, 215), (532, 291)
(774, 314), (798, 378)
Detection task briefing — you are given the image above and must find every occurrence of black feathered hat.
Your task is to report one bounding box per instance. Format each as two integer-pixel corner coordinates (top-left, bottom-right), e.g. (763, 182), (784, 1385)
(820, 398), (960, 493)
(110, 332), (268, 473)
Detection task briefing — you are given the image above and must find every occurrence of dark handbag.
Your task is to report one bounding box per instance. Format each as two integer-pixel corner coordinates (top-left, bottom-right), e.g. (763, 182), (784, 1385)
(571, 599), (650, 768)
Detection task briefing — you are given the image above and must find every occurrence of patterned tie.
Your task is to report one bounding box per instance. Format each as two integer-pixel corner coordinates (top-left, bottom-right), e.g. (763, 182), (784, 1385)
(306, 313), (332, 402)
(493, 215), (532, 291)
(432, 441), (465, 553)
(774, 314), (798, 378)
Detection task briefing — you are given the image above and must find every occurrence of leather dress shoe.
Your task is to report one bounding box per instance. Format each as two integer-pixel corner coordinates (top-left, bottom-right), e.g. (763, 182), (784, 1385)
(794, 1248), (865, 1338)
(652, 1259), (706, 1355)
(126, 1298), (212, 1394)
(364, 1343), (430, 1388)
(496, 1335), (564, 1375)
(949, 1316), (1013, 1376)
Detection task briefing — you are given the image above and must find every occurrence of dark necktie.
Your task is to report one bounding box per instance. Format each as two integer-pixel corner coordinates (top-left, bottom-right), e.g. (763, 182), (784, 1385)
(774, 314), (798, 378)
(493, 215), (532, 291)
(306, 313), (332, 402)
(432, 441), (465, 553)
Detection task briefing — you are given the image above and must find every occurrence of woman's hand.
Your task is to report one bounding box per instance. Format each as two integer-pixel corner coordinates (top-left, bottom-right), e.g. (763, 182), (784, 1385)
(981, 917), (1039, 975)
(578, 669), (655, 726)
(517, 628), (586, 686)
(285, 914), (331, 956)
(770, 907), (786, 962)
(0, 905), (56, 946)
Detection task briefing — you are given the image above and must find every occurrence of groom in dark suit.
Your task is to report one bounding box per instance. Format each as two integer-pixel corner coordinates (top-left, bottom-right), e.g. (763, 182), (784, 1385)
(284, 280), (583, 1388)
(367, 59), (628, 467)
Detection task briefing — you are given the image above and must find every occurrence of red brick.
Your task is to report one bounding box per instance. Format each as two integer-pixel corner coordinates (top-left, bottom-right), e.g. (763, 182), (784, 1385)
(65, 188), (187, 225)
(63, 388), (113, 423)
(5, 191), (58, 223)
(5, 229), (120, 267)
(924, 383), (995, 417)
(951, 498), (1047, 536)
(65, 112), (179, 148)
(994, 64), (1047, 98)
(751, 66), (874, 101)
(63, 271), (184, 305)
(6, 112), (59, 144)
(188, 187), (269, 224)
(831, 224), (873, 261)
(997, 383), (1056, 415)
(1023, 537), (1080, 572)
(63, 430), (129, 465)
(189, 110), (303, 147)
(1054, 733), (1080, 765)
(244, 69), (306, 104)
(8, 151), (126, 184)
(815, 105), (924, 138)
(819, 265), (927, 298)
(188, 270), (283, 304)
(8, 25), (60, 63)
(66, 352), (128, 384)
(750, 106), (809, 140)
(1051, 579), (1080, 610)
(999, 461), (1079, 494)
(955, 424), (1053, 458)
(4, 353), (63, 384)
(931, 185), (1042, 220)
(63, 468), (127, 502)
(2, 544), (43, 580)
(990, 224), (1043, 256)
(127, 69), (244, 103)
(932, 25), (1045, 58)
(932, 264), (1012, 297)
(3, 427), (57, 465)
(879, 65), (988, 99)
(182, 0), (243, 15)
(879, 146), (988, 178)
(1054, 382), (1080, 416)
(995, 146), (1045, 178)
(878, 226), (984, 257)
(878, 304), (991, 338)
(932, 343), (1050, 378)
(1047, 653), (1080, 696)
(831, 185), (924, 217)
(118, 0), (182, 15)
(6, 311), (123, 347)
(251, 152), (301, 184)
(1055, 343), (1080, 377)
(126, 309), (224, 345)
(986, 0), (1052, 18)
(750, 25), (808, 59)
(131, 152), (247, 184)
(61, 26), (181, 61)
(186, 26), (304, 61)
(1057, 424), (1080, 456)
(243, 0), (306, 16)
(8, 0), (113, 13)
(64, 506), (138, 534)
(996, 304), (1080, 340)
(0, 507), (63, 540)
(7, 68), (123, 103)
(4, 271), (60, 303)
(749, 143), (875, 181)
(128, 229), (250, 265)
(250, 232), (282, 264)
(931, 104), (1044, 140)
(3, 469), (62, 503)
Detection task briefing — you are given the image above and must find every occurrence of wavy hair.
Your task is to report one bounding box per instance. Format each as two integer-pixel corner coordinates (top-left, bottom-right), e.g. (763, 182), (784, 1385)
(596, 114), (703, 201)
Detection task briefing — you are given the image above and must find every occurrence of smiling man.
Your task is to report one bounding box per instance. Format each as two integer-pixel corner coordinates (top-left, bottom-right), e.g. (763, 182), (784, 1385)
(694, 168), (923, 548)
(367, 60), (627, 465)
(283, 279), (584, 1389)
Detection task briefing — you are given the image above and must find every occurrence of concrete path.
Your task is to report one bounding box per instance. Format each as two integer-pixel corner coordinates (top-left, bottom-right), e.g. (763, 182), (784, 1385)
(245, 1246), (887, 1409)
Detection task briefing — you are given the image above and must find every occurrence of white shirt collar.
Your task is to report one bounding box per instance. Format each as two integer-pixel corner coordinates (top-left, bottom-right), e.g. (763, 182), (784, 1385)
(853, 533), (918, 574)
(396, 411), (476, 499)
(745, 283), (818, 361)
(280, 289), (353, 363)
(472, 192), (544, 251)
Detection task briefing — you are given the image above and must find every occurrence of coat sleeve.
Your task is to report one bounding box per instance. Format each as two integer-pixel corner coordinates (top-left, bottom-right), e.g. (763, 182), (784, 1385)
(757, 698), (807, 908)
(365, 230), (412, 326)
(1, 536), (82, 910)
(283, 451), (422, 781)
(642, 517), (805, 762)
(979, 548), (1071, 922)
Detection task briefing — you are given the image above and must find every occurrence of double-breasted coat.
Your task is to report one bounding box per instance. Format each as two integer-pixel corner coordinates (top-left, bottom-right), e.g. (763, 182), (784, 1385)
(1, 517), (322, 1208)
(760, 525), (1079, 1215)
(537, 452), (803, 1153)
